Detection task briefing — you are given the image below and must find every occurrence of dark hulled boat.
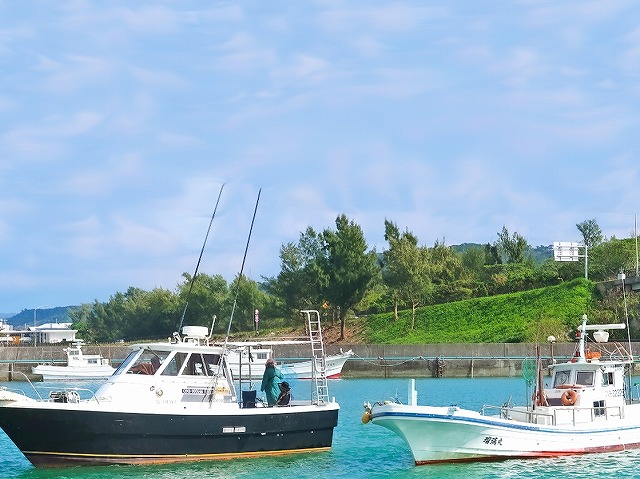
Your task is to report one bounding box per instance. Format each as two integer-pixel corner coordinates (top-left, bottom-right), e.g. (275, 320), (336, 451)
(0, 311), (339, 467)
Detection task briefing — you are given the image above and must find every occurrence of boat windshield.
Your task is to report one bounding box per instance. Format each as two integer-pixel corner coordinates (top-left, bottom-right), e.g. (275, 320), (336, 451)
(113, 350), (139, 375)
(127, 349), (170, 375)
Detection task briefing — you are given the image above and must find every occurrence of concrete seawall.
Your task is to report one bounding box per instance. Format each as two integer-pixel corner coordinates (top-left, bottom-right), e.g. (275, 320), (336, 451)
(1, 341), (638, 380)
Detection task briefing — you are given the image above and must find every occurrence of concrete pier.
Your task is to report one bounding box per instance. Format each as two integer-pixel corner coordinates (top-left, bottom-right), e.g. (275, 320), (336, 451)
(1, 341), (638, 380)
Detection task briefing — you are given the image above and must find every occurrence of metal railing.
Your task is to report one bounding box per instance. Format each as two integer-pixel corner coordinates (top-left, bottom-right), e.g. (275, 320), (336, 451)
(482, 403), (625, 426)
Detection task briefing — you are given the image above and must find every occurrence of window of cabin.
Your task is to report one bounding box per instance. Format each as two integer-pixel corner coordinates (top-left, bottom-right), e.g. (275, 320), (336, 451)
(601, 371), (615, 386)
(553, 370), (571, 388)
(256, 352), (268, 360)
(593, 399), (606, 417)
(576, 371), (594, 386)
(183, 353), (207, 376)
(128, 349), (169, 375)
(203, 354), (222, 376)
(162, 352), (186, 376)
(113, 350), (139, 375)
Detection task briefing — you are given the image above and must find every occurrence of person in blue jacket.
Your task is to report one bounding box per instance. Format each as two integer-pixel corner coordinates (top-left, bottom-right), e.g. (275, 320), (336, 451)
(261, 358), (283, 406)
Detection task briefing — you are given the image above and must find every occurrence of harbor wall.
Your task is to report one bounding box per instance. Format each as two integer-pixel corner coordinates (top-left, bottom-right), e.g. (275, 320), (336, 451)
(1, 342), (639, 380)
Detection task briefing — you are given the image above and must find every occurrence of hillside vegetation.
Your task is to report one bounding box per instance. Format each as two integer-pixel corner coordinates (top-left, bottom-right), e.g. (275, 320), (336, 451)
(363, 278), (596, 344)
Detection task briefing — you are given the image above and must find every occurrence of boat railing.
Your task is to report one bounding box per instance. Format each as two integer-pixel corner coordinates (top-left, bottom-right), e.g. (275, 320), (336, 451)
(1, 370), (46, 400)
(40, 386), (101, 404)
(483, 403), (625, 426)
(1, 370), (102, 404)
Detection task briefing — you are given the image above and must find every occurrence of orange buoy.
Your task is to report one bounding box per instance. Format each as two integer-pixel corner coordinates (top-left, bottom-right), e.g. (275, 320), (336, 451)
(561, 389), (578, 406)
(361, 411), (371, 424)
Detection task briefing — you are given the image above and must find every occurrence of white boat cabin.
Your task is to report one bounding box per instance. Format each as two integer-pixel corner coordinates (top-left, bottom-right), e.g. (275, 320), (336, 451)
(92, 326), (238, 409)
(510, 316), (633, 426)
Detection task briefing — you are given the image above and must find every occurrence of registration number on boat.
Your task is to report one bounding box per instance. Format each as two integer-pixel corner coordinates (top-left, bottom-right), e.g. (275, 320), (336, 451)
(182, 388), (208, 395)
(483, 436), (503, 446)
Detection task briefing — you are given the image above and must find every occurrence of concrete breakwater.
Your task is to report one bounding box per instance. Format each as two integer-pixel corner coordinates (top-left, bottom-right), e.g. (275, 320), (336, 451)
(1, 341), (638, 381)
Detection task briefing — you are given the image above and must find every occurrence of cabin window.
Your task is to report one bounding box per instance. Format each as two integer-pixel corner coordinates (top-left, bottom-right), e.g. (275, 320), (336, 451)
(113, 351), (139, 375)
(179, 353), (225, 377)
(203, 354), (221, 376)
(593, 400), (606, 417)
(128, 349), (167, 375)
(576, 371), (594, 386)
(256, 352), (268, 360)
(162, 352), (186, 376)
(182, 353), (207, 376)
(553, 370), (571, 387)
(601, 371), (615, 386)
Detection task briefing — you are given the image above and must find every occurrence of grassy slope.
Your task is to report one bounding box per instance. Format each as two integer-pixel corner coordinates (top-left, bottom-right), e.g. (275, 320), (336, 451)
(364, 278), (595, 344)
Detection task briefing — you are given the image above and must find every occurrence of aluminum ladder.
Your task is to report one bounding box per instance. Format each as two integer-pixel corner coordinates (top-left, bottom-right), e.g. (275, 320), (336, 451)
(302, 309), (329, 405)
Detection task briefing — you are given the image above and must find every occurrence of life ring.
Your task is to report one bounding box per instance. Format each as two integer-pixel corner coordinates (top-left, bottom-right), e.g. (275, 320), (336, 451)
(561, 389), (578, 406)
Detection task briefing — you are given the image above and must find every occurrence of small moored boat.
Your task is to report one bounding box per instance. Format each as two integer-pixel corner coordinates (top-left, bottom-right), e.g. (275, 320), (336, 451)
(0, 310), (339, 467)
(227, 342), (353, 380)
(32, 341), (115, 381)
(363, 314), (640, 464)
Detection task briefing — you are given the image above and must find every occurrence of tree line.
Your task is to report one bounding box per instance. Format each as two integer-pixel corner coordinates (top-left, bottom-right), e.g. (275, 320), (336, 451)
(71, 216), (639, 343)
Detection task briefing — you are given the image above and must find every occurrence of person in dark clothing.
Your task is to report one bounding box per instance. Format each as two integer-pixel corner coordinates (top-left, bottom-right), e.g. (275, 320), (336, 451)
(260, 358), (283, 406)
(276, 381), (291, 406)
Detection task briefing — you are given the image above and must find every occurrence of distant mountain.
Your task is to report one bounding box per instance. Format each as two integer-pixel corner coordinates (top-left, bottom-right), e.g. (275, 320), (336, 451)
(5, 306), (77, 328)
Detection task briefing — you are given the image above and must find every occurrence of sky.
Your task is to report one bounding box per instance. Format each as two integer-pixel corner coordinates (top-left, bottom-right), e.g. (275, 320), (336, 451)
(2, 1), (640, 315)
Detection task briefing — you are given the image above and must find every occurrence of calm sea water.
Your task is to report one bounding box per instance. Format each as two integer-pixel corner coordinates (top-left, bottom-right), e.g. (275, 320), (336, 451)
(2, 377), (640, 479)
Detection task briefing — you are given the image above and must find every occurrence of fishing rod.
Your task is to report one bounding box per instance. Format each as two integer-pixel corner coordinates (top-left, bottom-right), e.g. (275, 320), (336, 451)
(177, 183), (225, 332)
(224, 188), (261, 344)
(208, 188), (261, 404)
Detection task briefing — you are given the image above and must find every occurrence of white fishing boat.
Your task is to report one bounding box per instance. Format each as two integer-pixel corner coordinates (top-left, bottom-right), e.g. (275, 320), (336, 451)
(227, 341), (353, 379)
(363, 314), (640, 464)
(32, 341), (115, 381)
(0, 310), (339, 467)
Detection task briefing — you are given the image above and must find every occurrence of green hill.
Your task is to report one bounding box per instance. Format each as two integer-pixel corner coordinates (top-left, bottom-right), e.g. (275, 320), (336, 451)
(7, 306), (75, 328)
(364, 278), (595, 343)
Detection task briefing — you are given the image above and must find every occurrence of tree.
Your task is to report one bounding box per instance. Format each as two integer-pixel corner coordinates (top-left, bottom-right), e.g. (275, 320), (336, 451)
(576, 219), (603, 247)
(382, 220), (431, 328)
(70, 287), (180, 343)
(496, 226), (529, 263)
(263, 227), (328, 317)
(321, 215), (379, 340)
(225, 274), (270, 332)
(176, 273), (229, 331)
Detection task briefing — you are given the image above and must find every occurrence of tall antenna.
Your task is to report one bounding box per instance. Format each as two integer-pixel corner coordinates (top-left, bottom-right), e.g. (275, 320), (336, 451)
(177, 183), (225, 332)
(224, 188), (261, 344)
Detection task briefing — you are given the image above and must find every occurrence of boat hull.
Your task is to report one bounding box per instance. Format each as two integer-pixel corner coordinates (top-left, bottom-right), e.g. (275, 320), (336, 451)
(370, 403), (640, 464)
(32, 365), (115, 381)
(0, 403), (339, 467)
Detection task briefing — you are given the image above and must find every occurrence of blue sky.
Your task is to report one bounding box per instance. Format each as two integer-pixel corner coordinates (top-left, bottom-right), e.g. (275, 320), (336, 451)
(2, 1), (640, 314)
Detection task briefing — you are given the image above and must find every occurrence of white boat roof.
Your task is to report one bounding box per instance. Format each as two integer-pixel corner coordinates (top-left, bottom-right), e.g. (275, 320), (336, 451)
(128, 339), (226, 355)
(225, 340), (310, 347)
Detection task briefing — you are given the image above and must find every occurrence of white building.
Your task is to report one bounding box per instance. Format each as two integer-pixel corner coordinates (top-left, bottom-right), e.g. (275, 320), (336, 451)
(31, 323), (78, 344)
